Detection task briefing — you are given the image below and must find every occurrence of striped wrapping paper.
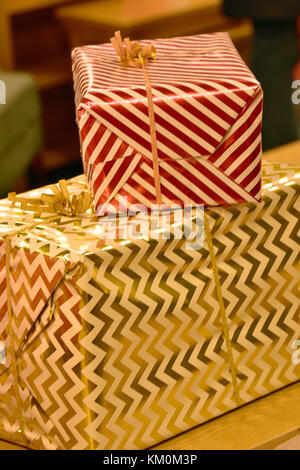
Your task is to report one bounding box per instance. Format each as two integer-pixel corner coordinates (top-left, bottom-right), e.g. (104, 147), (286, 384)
(0, 161), (299, 450)
(72, 32), (263, 215)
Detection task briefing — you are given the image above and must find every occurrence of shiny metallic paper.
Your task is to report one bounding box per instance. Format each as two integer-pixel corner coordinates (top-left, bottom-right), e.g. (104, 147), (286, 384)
(0, 161), (299, 450)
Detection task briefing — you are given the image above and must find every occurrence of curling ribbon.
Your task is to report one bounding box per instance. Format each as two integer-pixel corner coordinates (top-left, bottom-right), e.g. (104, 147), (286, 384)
(8, 179), (92, 216)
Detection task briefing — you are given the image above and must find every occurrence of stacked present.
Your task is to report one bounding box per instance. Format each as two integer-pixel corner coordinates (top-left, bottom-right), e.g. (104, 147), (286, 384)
(0, 32), (299, 450)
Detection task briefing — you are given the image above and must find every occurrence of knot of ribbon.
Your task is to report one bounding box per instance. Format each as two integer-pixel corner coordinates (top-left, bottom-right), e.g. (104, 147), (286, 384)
(8, 179), (92, 217)
(111, 30), (156, 68)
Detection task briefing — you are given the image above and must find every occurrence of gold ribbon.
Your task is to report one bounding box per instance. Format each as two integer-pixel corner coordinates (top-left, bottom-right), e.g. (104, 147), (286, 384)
(111, 30), (156, 68)
(204, 212), (241, 406)
(2, 179), (92, 445)
(111, 31), (162, 205)
(8, 179), (92, 216)
(4, 220), (57, 445)
(111, 31), (241, 406)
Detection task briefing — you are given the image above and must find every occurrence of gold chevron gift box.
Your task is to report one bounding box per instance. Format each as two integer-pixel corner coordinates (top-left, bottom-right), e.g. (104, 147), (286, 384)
(0, 161), (299, 450)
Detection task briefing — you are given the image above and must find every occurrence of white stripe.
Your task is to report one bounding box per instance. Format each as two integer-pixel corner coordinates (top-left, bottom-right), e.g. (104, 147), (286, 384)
(223, 114), (262, 175)
(234, 136), (262, 184)
(167, 158), (238, 204)
(100, 88), (213, 156)
(88, 128), (111, 164)
(81, 120), (99, 156)
(141, 160), (217, 205)
(131, 172), (173, 205)
(94, 154), (142, 207)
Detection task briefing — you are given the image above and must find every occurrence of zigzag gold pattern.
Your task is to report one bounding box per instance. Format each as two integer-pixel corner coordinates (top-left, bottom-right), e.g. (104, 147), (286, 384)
(0, 162), (299, 449)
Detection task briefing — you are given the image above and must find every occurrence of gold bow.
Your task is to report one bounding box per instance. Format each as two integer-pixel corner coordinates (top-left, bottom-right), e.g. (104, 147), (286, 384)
(8, 179), (93, 217)
(111, 30), (156, 67)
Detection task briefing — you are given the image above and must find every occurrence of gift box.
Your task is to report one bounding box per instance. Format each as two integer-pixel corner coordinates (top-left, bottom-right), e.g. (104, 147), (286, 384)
(0, 160), (299, 450)
(72, 32), (263, 215)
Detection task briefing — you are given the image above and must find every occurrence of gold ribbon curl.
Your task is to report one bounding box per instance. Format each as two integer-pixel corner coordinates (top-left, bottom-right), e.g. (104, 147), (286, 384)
(8, 179), (92, 217)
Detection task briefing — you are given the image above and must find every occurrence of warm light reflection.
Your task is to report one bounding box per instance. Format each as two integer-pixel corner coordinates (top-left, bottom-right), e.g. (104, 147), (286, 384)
(91, 226), (103, 235)
(80, 243), (89, 250)
(172, 222), (183, 227)
(278, 177), (288, 184)
(57, 236), (68, 244)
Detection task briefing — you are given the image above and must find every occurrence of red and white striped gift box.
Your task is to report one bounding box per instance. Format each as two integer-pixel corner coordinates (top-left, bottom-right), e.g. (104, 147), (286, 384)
(72, 32), (263, 215)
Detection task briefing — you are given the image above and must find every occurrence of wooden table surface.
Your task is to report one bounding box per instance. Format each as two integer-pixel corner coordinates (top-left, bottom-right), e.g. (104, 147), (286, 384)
(0, 140), (299, 451)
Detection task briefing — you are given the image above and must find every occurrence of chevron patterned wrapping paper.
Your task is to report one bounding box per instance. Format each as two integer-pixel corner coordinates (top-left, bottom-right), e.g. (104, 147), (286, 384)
(0, 161), (299, 450)
(72, 32), (263, 215)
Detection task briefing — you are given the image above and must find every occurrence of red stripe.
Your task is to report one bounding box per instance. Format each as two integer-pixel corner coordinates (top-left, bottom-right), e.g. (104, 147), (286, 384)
(153, 86), (221, 148)
(94, 156), (140, 205)
(110, 89), (210, 156)
(184, 81), (244, 114)
(134, 165), (184, 204)
(240, 158), (261, 189)
(79, 114), (95, 142)
(98, 133), (118, 162)
(85, 123), (107, 164)
(113, 140), (131, 160)
(167, 158), (245, 203)
(219, 119), (262, 173)
(90, 89), (215, 156)
(209, 93), (263, 166)
(175, 83), (236, 126)
(248, 179), (261, 200)
(230, 142), (261, 183)
(157, 83), (231, 136)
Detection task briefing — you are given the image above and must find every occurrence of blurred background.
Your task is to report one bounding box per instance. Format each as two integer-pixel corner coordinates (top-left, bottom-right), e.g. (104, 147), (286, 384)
(0, 0), (299, 197)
